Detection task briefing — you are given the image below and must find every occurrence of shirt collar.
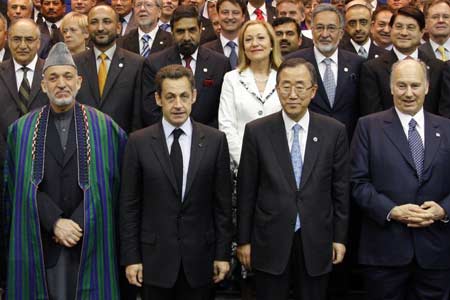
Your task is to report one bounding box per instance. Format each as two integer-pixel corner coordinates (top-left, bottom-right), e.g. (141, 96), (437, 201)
(247, 2), (267, 15)
(45, 19), (62, 28)
(429, 38), (450, 52)
(395, 106), (424, 131)
(393, 47), (419, 60)
(122, 11), (133, 23)
(314, 46), (338, 64)
(350, 37), (371, 53)
(162, 117), (193, 139)
(138, 25), (159, 40)
(179, 48), (199, 61)
(94, 43), (117, 60)
(282, 109), (310, 134)
(14, 55), (38, 72)
(220, 34), (238, 49)
(0, 48), (5, 60)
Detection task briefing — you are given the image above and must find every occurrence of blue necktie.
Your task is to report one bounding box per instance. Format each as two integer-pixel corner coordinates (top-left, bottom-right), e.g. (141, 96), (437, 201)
(408, 119), (424, 182)
(291, 124), (302, 231)
(141, 34), (151, 58)
(159, 23), (170, 32)
(227, 41), (238, 69)
(323, 58), (336, 107)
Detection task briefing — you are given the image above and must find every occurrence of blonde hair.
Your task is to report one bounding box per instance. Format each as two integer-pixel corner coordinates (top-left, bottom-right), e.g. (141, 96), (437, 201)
(60, 12), (89, 34)
(237, 20), (283, 71)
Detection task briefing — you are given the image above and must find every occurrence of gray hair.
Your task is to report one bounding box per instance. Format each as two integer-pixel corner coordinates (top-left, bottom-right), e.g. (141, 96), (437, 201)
(390, 59), (429, 88)
(311, 3), (344, 29)
(7, 0), (33, 8)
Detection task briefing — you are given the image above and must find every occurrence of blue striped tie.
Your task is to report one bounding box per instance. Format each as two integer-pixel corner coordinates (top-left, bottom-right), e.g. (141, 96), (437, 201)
(408, 118), (424, 182)
(291, 124), (302, 231)
(141, 34), (151, 58)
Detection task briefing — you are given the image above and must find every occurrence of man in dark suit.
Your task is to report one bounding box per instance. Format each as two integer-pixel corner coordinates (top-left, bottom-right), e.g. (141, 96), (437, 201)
(370, 5), (393, 51)
(360, 7), (450, 118)
(203, 0), (245, 68)
(419, 0), (450, 61)
(120, 64), (232, 300)
(351, 59), (450, 300)
(340, 0), (388, 60)
(74, 4), (144, 132)
(118, 0), (173, 56)
(38, 0), (65, 57)
(0, 12), (10, 62)
(143, 5), (230, 127)
(273, 17), (313, 56)
(112, 0), (138, 35)
(245, 0), (276, 23)
(237, 57), (350, 300)
(286, 3), (364, 138)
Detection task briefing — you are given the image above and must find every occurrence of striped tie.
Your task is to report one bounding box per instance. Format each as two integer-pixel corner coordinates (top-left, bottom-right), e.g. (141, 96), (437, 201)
(408, 118), (424, 182)
(141, 34), (151, 58)
(98, 53), (108, 97)
(323, 58), (336, 107)
(18, 66), (31, 113)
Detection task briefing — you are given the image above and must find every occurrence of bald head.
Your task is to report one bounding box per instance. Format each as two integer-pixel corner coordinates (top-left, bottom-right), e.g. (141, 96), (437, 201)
(88, 5), (121, 51)
(8, 19), (41, 65)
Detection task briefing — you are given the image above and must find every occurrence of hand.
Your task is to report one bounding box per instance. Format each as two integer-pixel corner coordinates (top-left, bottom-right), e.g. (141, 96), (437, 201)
(213, 261), (230, 283)
(420, 201), (446, 222)
(126, 263), (143, 287)
(332, 242), (346, 264)
(390, 204), (434, 227)
(53, 218), (83, 248)
(237, 244), (251, 271)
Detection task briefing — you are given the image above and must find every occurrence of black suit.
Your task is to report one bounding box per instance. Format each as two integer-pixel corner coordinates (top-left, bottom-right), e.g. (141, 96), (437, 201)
(74, 46), (144, 133)
(117, 28), (173, 55)
(339, 38), (389, 60)
(299, 36), (314, 49)
(238, 111), (350, 300)
(200, 16), (218, 45)
(286, 48), (364, 138)
(360, 49), (450, 117)
(418, 40), (437, 59)
(120, 120), (232, 292)
(142, 45), (231, 127)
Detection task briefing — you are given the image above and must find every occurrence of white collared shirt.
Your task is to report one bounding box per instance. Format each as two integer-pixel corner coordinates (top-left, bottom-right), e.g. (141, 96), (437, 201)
(393, 47), (419, 60)
(162, 117), (193, 200)
(395, 107), (425, 146)
(219, 34), (239, 58)
(179, 48), (199, 75)
(138, 25), (158, 53)
(45, 19), (62, 33)
(282, 109), (309, 161)
(314, 46), (338, 85)
(247, 2), (267, 20)
(350, 38), (371, 56)
(121, 11), (133, 34)
(429, 38), (450, 61)
(0, 48), (5, 61)
(94, 44), (117, 73)
(14, 55), (38, 91)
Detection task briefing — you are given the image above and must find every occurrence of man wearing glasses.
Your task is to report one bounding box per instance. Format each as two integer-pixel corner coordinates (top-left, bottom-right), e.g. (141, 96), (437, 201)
(286, 3), (363, 139)
(237, 57), (350, 300)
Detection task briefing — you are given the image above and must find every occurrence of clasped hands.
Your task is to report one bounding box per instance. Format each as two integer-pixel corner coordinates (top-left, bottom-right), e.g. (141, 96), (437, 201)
(53, 218), (83, 247)
(390, 201), (446, 227)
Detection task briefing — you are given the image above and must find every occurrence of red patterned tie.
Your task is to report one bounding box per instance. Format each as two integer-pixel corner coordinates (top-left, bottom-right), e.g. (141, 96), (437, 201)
(255, 8), (265, 21)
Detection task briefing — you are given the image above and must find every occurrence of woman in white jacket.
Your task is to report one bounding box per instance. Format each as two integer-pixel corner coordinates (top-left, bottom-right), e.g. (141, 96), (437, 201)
(219, 20), (283, 167)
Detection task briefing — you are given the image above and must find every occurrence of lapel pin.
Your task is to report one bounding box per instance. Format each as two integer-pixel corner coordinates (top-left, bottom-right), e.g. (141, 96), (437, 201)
(160, 41), (164, 45)
(436, 132), (441, 137)
(198, 143), (203, 147)
(344, 67), (348, 72)
(203, 68), (208, 73)
(375, 54), (379, 58)
(313, 137), (318, 142)
(119, 63), (124, 68)
(426, 65), (430, 70)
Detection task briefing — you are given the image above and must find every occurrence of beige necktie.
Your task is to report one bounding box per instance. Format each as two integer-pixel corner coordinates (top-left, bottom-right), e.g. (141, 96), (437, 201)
(98, 53), (108, 97)
(437, 46), (447, 61)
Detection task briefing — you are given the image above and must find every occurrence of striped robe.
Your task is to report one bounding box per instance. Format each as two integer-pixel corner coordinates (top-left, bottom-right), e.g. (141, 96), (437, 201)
(2, 103), (127, 299)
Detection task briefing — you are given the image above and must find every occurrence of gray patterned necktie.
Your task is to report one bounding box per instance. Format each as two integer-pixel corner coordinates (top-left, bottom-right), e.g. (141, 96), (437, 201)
(408, 118), (424, 182)
(358, 46), (368, 59)
(291, 124), (302, 231)
(323, 58), (336, 107)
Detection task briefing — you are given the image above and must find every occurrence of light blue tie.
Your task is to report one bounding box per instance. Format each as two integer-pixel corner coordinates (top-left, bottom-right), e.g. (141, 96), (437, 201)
(227, 41), (238, 69)
(159, 23), (170, 32)
(323, 58), (336, 107)
(408, 118), (424, 182)
(291, 124), (302, 231)
(141, 34), (151, 58)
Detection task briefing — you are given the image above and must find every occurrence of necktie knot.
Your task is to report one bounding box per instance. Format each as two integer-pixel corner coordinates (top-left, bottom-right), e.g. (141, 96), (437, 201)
(21, 66), (29, 74)
(51, 23), (57, 29)
(99, 53), (108, 61)
(142, 34), (151, 43)
(409, 118), (417, 130)
(358, 46), (368, 58)
(184, 55), (192, 70)
(292, 123), (301, 135)
(323, 57), (332, 66)
(227, 41), (236, 49)
(255, 8), (264, 20)
(159, 23), (170, 31)
(172, 128), (183, 140)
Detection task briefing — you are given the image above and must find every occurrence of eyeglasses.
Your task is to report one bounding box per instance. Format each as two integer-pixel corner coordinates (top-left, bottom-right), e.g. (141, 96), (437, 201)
(134, 2), (158, 9)
(278, 85), (314, 96)
(313, 25), (341, 33)
(10, 36), (39, 45)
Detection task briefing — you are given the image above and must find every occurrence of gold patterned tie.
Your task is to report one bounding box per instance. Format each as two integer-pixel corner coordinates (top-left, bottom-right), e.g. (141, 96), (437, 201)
(98, 53), (108, 97)
(438, 46), (447, 61)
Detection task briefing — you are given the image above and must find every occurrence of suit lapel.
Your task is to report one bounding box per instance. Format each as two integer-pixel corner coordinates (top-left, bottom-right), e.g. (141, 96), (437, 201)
(62, 116), (77, 167)
(299, 113), (321, 190)
(0, 60), (22, 108)
(101, 48), (124, 102)
(422, 113), (441, 179)
(306, 49), (330, 111)
(85, 49), (101, 104)
(195, 48), (209, 92)
(382, 108), (416, 171)
(29, 58), (44, 106)
(129, 30), (140, 54)
(334, 50), (353, 108)
(269, 112), (297, 191)
(184, 121), (206, 201)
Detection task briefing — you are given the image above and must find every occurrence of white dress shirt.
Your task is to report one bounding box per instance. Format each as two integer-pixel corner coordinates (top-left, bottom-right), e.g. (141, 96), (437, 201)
(219, 34), (239, 58)
(14, 55), (38, 91)
(429, 39), (450, 61)
(314, 46), (338, 86)
(393, 47), (419, 60)
(138, 26), (158, 53)
(350, 38), (371, 56)
(395, 107), (425, 146)
(219, 68), (281, 165)
(94, 44), (117, 73)
(247, 2), (267, 20)
(121, 11), (133, 34)
(282, 109), (309, 161)
(162, 117), (193, 200)
(0, 48), (5, 62)
(179, 48), (198, 75)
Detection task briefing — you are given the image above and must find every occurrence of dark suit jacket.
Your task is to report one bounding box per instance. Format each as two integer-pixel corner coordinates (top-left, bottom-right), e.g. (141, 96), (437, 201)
(244, 5), (277, 24)
(286, 47), (364, 138)
(122, 12), (138, 36)
(117, 27), (173, 55)
(351, 108), (450, 269)
(360, 50), (450, 117)
(119, 120), (232, 288)
(339, 38), (389, 60)
(38, 22), (64, 59)
(237, 111), (350, 276)
(299, 36), (314, 49)
(74, 46), (144, 132)
(418, 40), (437, 59)
(203, 38), (224, 54)
(142, 45), (231, 127)
(200, 16), (218, 45)
(37, 114), (84, 268)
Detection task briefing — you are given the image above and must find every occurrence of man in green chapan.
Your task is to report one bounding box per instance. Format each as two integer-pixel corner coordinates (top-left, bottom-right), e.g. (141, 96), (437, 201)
(1, 42), (127, 300)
